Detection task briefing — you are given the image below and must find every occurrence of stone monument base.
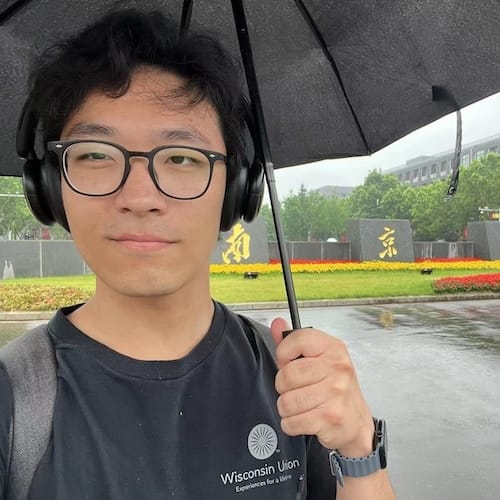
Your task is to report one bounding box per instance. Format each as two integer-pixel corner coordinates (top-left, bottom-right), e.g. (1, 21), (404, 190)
(466, 222), (500, 260)
(346, 218), (415, 262)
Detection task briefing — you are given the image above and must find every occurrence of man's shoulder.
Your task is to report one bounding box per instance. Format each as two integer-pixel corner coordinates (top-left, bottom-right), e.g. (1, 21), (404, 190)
(217, 303), (276, 360)
(0, 321), (56, 413)
(0, 322), (56, 406)
(0, 323), (52, 364)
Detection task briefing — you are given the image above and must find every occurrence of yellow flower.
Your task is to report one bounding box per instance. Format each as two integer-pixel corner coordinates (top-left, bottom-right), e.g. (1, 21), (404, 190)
(209, 260), (500, 274)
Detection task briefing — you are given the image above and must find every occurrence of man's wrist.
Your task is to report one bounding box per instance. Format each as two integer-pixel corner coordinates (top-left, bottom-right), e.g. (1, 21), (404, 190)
(329, 418), (388, 487)
(337, 418), (376, 458)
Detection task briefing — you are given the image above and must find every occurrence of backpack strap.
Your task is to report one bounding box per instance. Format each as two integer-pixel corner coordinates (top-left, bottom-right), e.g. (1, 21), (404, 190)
(237, 314), (277, 361)
(0, 324), (57, 500)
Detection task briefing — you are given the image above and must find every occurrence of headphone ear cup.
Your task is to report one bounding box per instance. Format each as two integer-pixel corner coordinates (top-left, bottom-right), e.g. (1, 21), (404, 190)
(42, 155), (69, 231)
(220, 157), (248, 232)
(242, 158), (264, 223)
(22, 155), (69, 232)
(18, 95), (70, 232)
(23, 158), (56, 226)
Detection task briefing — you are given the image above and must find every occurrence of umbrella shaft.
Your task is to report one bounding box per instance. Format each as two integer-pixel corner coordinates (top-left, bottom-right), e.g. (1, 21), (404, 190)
(265, 162), (301, 329)
(231, 0), (301, 329)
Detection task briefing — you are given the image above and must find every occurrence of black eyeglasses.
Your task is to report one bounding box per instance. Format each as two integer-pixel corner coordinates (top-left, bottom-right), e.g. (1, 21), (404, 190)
(47, 140), (227, 199)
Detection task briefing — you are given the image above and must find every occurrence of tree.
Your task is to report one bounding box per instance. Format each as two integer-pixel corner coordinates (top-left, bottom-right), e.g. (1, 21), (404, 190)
(281, 185), (341, 241)
(0, 176), (71, 240)
(347, 170), (400, 219)
(258, 204), (276, 241)
(379, 184), (416, 221)
(412, 153), (500, 240)
(454, 153), (500, 232)
(410, 180), (468, 240)
(0, 177), (34, 239)
(277, 185), (349, 241)
(320, 195), (349, 240)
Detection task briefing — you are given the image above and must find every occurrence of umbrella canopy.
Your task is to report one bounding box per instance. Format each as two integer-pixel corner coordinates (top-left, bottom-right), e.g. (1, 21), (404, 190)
(1, 0), (500, 177)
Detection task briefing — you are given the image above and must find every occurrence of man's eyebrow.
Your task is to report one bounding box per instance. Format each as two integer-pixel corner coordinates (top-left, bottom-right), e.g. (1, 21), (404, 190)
(64, 123), (116, 138)
(158, 128), (211, 146)
(65, 123), (211, 146)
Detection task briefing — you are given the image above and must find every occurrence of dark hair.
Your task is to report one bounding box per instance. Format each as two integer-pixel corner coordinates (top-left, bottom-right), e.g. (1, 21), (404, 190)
(28, 8), (247, 178)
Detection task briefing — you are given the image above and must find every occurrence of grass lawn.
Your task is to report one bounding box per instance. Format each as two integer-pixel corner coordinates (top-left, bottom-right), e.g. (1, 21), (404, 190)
(4, 275), (98, 293)
(210, 269), (498, 303)
(1, 268), (498, 311)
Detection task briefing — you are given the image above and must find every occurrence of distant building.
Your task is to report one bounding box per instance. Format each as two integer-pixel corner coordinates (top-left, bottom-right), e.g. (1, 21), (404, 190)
(314, 185), (355, 198)
(385, 134), (500, 187)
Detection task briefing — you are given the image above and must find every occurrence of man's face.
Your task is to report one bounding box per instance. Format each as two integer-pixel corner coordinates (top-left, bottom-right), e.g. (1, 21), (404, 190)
(60, 68), (227, 299)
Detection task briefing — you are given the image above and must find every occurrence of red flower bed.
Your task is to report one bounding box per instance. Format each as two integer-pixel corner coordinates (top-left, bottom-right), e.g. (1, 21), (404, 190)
(415, 257), (480, 263)
(270, 258), (481, 265)
(432, 273), (500, 293)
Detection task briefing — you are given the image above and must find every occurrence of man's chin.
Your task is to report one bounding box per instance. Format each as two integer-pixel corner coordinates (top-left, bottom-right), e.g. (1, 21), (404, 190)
(94, 273), (181, 300)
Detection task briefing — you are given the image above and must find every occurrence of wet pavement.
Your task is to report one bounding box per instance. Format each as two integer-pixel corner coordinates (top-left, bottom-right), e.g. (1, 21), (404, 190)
(2, 299), (500, 499)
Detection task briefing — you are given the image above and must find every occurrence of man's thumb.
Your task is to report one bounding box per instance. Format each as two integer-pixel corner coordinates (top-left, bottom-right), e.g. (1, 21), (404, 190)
(270, 317), (291, 345)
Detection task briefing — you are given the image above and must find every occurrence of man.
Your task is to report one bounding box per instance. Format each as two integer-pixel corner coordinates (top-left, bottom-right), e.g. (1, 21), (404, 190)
(0, 9), (395, 499)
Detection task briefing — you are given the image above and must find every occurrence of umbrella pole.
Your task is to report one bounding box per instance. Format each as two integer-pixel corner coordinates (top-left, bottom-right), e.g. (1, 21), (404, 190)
(179, 0), (193, 37)
(231, 0), (301, 329)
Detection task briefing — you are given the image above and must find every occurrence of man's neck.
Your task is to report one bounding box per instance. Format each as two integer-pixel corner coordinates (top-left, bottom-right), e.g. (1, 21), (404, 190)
(66, 281), (215, 361)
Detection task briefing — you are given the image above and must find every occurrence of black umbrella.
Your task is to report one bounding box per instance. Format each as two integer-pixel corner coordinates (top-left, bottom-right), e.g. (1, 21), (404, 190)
(2, 0), (500, 327)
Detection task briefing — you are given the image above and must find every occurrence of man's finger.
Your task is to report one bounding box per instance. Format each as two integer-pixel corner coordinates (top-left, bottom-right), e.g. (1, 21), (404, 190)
(274, 328), (339, 364)
(276, 381), (327, 417)
(270, 317), (291, 346)
(280, 407), (323, 438)
(275, 356), (328, 394)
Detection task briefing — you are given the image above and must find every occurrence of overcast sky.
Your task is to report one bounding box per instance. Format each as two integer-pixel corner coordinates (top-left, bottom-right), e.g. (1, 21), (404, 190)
(266, 92), (500, 202)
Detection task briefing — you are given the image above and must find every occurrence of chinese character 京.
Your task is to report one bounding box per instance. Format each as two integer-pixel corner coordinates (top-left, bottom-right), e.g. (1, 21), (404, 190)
(378, 227), (398, 258)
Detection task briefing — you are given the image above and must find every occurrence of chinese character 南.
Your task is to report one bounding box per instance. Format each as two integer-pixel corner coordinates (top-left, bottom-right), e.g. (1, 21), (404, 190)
(378, 227), (398, 258)
(222, 223), (251, 264)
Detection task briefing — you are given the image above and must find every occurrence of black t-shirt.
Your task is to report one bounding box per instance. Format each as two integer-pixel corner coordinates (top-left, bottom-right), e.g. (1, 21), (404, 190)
(0, 302), (335, 499)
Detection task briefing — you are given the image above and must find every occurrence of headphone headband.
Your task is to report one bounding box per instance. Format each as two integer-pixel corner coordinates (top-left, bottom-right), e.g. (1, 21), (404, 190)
(17, 96), (39, 160)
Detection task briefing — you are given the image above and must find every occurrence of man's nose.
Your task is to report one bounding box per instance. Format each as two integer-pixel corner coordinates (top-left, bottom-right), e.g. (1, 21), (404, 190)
(113, 157), (166, 213)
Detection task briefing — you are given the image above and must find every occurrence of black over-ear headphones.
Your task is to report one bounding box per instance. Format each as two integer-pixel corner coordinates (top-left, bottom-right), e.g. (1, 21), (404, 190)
(17, 95), (264, 233)
(219, 100), (265, 232)
(17, 97), (69, 231)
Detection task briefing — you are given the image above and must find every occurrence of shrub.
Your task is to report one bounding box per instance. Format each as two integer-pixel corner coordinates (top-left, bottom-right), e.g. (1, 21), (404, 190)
(0, 284), (91, 311)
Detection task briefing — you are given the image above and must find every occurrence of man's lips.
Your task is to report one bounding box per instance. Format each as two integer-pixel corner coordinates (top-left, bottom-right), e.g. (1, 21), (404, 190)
(110, 233), (175, 250)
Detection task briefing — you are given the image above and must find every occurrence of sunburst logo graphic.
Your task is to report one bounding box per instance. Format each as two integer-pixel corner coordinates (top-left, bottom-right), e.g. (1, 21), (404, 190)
(247, 424), (278, 460)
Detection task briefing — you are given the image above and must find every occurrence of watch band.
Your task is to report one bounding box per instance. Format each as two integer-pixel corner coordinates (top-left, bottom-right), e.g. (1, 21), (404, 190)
(329, 418), (387, 487)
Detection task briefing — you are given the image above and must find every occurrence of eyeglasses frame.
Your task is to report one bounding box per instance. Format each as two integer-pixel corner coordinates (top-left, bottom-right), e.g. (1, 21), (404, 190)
(46, 139), (227, 200)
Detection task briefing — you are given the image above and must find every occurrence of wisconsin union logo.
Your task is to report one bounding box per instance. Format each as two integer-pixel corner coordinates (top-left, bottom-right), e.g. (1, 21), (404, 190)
(247, 424), (278, 460)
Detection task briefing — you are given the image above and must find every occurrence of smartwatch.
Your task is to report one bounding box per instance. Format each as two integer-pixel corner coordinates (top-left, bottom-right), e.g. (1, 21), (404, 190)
(329, 418), (387, 487)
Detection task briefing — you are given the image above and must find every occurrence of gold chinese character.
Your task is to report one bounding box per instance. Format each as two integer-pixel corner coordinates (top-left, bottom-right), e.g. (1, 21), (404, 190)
(222, 223), (251, 263)
(378, 227), (398, 259)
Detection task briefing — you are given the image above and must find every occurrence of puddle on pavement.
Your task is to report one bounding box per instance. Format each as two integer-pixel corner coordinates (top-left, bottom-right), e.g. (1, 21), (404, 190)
(356, 303), (500, 355)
